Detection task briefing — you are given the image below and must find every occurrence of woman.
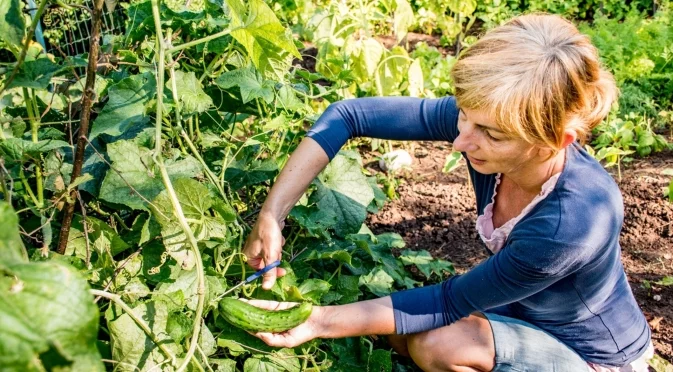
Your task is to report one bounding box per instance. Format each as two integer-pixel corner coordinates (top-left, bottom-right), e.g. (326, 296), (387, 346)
(242, 14), (653, 372)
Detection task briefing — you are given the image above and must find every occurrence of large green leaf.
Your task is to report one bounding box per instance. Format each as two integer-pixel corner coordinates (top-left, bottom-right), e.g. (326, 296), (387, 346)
(4, 59), (66, 90)
(224, 158), (278, 190)
(0, 202), (26, 266)
(0, 0), (25, 50)
(369, 349), (392, 372)
(275, 85), (303, 113)
(66, 215), (131, 261)
(359, 267), (394, 297)
(0, 262), (104, 372)
(99, 140), (201, 211)
(151, 178), (228, 269)
(349, 233), (417, 289)
(154, 268), (225, 311)
(0, 138), (70, 162)
(309, 152), (374, 237)
(211, 359), (237, 371)
(243, 349), (300, 372)
(107, 300), (180, 371)
(215, 65), (275, 104)
(284, 278), (331, 304)
(89, 73), (156, 139)
(168, 70), (212, 115)
(399, 249), (455, 280)
(289, 205), (337, 238)
(224, 0), (301, 79)
(323, 275), (361, 305)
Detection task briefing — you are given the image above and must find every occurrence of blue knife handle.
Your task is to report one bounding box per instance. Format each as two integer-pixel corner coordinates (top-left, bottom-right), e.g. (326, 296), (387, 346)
(245, 260), (281, 283)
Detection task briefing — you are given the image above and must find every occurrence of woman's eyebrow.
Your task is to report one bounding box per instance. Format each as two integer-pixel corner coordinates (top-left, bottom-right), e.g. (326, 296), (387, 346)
(460, 109), (504, 133)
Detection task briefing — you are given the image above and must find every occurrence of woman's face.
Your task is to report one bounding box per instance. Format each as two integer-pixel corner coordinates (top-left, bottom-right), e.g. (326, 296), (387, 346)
(453, 107), (540, 175)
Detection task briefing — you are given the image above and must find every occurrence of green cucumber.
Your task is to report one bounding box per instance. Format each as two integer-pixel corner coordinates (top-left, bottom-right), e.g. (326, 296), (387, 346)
(218, 297), (313, 333)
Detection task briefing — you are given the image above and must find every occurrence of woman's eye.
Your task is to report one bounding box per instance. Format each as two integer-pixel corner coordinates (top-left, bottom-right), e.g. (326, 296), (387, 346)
(480, 127), (500, 141)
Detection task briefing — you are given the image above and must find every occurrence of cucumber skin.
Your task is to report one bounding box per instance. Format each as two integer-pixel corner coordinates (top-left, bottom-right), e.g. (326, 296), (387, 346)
(219, 298), (313, 333)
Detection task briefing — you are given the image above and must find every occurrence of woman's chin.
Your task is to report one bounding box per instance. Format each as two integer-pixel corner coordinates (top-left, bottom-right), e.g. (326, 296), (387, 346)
(467, 160), (495, 174)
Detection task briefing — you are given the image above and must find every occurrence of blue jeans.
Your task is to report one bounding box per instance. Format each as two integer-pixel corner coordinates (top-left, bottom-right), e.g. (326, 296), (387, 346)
(484, 313), (592, 372)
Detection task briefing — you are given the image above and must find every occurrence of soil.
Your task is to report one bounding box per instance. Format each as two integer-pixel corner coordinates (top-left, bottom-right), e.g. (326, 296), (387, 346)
(365, 141), (673, 365)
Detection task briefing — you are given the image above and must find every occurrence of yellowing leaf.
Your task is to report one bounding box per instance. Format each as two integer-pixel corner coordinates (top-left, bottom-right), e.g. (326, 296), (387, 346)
(224, 0), (301, 79)
(345, 37), (384, 83)
(393, 0), (414, 43)
(407, 58), (424, 97)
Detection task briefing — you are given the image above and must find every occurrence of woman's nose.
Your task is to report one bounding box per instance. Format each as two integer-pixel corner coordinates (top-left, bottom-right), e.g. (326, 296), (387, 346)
(453, 131), (478, 153)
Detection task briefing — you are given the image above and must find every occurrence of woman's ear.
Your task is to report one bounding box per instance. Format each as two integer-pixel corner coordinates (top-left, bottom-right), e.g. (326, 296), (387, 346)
(560, 129), (578, 149)
(535, 129), (577, 159)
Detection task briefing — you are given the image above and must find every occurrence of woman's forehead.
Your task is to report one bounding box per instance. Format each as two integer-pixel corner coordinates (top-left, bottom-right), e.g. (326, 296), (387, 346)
(460, 107), (501, 131)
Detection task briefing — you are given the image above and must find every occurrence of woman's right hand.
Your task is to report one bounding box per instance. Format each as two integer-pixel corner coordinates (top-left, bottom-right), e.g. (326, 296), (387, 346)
(243, 213), (287, 290)
(242, 137), (330, 290)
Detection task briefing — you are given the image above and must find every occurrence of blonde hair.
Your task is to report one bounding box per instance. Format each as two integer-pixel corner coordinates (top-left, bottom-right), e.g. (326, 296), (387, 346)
(451, 14), (617, 150)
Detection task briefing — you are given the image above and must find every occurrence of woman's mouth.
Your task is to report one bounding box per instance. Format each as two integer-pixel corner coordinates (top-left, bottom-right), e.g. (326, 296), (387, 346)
(466, 155), (486, 166)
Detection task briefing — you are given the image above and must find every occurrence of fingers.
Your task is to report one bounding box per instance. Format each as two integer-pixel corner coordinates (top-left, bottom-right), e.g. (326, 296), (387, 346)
(246, 215), (287, 289)
(243, 238), (265, 270)
(255, 331), (295, 348)
(262, 246), (281, 290)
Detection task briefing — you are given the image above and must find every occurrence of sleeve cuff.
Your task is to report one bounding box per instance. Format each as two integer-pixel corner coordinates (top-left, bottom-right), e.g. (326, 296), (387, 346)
(306, 130), (338, 160)
(390, 282), (449, 334)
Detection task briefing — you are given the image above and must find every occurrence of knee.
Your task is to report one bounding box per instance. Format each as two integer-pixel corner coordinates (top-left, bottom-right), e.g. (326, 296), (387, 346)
(406, 315), (494, 372)
(387, 334), (410, 357)
(408, 331), (449, 370)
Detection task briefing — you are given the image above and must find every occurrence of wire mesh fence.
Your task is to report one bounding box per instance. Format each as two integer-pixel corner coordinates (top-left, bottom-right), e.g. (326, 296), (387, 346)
(41, 0), (127, 57)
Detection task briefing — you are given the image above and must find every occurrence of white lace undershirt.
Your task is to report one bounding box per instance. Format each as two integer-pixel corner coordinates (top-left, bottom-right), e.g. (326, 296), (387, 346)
(474, 173), (654, 372)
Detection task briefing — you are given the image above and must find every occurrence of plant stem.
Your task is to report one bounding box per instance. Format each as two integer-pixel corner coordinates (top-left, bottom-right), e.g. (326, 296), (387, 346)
(19, 163), (40, 207)
(196, 343), (215, 372)
(195, 114), (203, 142)
(0, 161), (10, 205)
(151, 2), (205, 371)
(166, 28), (236, 54)
(0, 0), (49, 96)
(22, 88), (44, 207)
(56, 0), (105, 255)
(166, 56), (227, 201)
(91, 289), (178, 367)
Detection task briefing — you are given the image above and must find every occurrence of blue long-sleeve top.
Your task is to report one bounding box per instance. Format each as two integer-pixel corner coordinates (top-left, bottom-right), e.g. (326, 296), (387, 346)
(307, 96), (651, 367)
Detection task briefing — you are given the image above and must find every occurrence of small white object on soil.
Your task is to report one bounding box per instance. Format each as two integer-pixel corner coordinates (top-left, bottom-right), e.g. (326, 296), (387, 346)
(653, 295), (662, 301)
(380, 149), (413, 172)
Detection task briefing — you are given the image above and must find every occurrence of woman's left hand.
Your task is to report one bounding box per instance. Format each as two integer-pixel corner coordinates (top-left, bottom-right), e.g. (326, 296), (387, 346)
(243, 299), (325, 348)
